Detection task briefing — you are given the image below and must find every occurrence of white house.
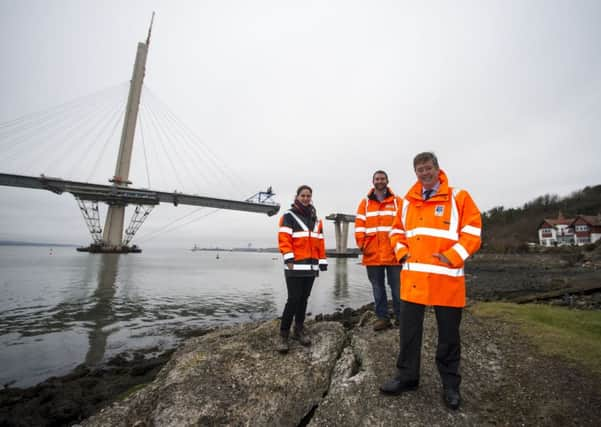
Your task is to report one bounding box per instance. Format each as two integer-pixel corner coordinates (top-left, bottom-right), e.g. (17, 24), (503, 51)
(538, 212), (574, 247)
(538, 212), (601, 246)
(571, 214), (601, 246)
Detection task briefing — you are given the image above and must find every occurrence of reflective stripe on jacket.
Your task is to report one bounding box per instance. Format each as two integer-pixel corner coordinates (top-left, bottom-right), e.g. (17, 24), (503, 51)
(278, 209), (327, 276)
(354, 187), (401, 265)
(389, 170), (481, 307)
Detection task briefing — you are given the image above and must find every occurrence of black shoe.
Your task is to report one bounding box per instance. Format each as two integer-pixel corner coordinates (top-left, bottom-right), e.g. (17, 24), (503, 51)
(379, 377), (419, 395)
(443, 387), (461, 410)
(292, 328), (311, 346)
(276, 335), (289, 354)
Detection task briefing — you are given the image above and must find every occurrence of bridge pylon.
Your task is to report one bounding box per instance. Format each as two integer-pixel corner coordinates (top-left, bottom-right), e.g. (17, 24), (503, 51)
(79, 14), (154, 253)
(325, 213), (359, 258)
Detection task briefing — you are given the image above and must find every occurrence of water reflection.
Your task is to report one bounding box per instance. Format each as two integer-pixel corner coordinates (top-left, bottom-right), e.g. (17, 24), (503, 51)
(333, 258), (350, 299)
(0, 249), (335, 387)
(84, 254), (119, 365)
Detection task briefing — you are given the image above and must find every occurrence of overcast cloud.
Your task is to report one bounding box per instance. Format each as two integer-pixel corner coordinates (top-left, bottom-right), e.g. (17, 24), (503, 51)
(1, 0), (600, 249)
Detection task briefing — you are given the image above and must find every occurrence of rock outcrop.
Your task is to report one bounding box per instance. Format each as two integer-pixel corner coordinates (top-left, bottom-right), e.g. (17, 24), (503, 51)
(82, 307), (601, 426)
(82, 321), (346, 426)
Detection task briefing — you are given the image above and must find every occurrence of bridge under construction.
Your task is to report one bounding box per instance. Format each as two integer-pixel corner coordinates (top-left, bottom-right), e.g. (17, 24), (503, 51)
(0, 14), (279, 253)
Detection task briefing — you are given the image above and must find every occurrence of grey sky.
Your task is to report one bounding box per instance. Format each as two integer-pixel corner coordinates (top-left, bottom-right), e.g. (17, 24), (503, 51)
(1, 0), (600, 248)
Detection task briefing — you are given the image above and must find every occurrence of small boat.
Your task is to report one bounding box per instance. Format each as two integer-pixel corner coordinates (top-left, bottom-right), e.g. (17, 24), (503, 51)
(190, 244), (201, 252)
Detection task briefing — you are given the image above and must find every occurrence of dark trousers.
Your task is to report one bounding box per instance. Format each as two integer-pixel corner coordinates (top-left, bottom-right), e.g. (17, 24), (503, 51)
(280, 275), (315, 335)
(396, 300), (462, 389)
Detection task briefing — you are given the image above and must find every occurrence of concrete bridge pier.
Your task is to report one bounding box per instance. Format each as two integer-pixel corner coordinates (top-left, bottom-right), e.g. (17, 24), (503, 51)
(325, 213), (358, 258)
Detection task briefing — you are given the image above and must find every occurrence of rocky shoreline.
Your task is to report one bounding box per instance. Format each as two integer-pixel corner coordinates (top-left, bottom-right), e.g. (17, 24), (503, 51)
(77, 305), (601, 426)
(0, 347), (176, 427)
(1, 252), (600, 426)
(466, 251), (601, 309)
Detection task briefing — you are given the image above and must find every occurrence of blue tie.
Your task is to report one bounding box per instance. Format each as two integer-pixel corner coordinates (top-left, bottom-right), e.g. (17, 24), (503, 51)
(424, 189), (433, 200)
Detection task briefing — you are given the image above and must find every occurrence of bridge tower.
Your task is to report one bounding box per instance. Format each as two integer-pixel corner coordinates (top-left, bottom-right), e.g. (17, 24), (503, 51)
(325, 213), (358, 258)
(89, 14), (154, 253)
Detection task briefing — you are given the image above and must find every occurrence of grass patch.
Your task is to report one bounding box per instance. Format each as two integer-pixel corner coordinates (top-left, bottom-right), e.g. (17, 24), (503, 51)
(471, 302), (601, 374)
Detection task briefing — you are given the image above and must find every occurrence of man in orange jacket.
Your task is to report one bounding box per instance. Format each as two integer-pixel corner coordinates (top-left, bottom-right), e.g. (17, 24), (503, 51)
(355, 170), (403, 331)
(380, 152), (482, 411)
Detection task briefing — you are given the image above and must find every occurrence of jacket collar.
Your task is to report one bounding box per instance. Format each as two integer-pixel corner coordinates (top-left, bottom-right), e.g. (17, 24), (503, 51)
(405, 169), (450, 202)
(367, 186), (396, 201)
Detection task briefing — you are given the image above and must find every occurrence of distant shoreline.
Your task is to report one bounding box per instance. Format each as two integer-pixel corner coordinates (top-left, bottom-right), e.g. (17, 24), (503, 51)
(0, 242), (359, 253)
(0, 240), (76, 248)
(191, 247), (280, 253)
(191, 247), (361, 255)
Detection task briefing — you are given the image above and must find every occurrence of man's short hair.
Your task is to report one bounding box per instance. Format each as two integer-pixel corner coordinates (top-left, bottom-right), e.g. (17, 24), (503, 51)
(372, 170), (388, 180)
(413, 152), (439, 169)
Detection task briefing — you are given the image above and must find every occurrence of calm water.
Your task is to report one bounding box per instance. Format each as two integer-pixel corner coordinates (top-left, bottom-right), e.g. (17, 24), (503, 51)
(0, 246), (372, 388)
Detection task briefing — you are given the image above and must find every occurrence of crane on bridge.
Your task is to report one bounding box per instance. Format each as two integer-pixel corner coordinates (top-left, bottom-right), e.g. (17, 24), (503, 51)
(0, 14), (280, 253)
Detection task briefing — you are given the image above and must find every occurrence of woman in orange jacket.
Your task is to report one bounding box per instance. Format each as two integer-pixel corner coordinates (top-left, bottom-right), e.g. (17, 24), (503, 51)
(276, 185), (327, 353)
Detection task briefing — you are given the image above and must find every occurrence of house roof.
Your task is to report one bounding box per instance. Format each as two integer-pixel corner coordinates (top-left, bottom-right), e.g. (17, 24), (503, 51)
(539, 212), (601, 229)
(543, 218), (573, 226)
(572, 214), (601, 226)
(539, 211), (573, 229)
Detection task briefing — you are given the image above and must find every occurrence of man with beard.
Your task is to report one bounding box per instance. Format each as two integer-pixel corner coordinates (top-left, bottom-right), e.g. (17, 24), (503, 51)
(355, 170), (403, 331)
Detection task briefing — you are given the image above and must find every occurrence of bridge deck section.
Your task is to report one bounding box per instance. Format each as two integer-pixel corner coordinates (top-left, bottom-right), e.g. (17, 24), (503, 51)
(0, 173), (279, 216)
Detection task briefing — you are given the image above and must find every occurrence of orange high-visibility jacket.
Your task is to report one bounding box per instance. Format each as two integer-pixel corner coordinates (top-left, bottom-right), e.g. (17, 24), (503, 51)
(354, 187), (402, 266)
(278, 208), (327, 276)
(389, 170), (481, 307)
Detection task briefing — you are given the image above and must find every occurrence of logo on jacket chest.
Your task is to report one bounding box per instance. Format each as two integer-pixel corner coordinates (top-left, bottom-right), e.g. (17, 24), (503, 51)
(434, 205), (445, 216)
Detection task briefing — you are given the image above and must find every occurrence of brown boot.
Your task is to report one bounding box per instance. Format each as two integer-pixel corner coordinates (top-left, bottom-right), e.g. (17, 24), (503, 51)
(373, 318), (391, 331)
(292, 326), (312, 346)
(276, 333), (289, 354)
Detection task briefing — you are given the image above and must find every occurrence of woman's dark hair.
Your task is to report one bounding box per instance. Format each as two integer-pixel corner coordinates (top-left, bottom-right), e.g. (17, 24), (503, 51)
(296, 185), (313, 196)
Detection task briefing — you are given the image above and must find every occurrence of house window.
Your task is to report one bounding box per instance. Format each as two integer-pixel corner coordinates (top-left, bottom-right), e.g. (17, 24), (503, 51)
(575, 225), (589, 232)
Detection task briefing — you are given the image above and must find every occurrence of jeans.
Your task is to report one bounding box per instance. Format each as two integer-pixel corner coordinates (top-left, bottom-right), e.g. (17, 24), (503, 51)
(280, 275), (315, 334)
(366, 265), (401, 321)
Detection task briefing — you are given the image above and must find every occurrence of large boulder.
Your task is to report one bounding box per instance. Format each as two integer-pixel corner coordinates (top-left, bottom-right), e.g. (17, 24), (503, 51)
(82, 320), (346, 426)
